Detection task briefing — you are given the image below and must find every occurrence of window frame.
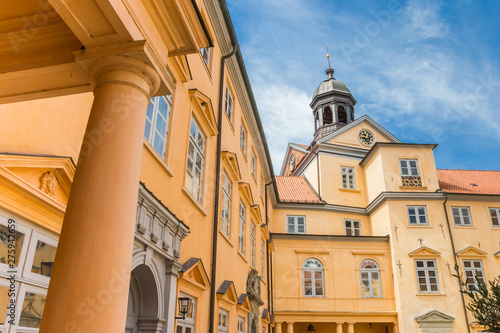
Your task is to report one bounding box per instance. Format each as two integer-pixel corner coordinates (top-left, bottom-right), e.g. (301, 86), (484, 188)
(0, 218), (31, 274)
(238, 201), (246, 255)
(145, 95), (172, 158)
(451, 207), (473, 226)
(341, 166), (356, 190)
(489, 208), (500, 227)
(237, 316), (245, 333)
(462, 259), (486, 292)
(218, 308), (229, 333)
(302, 258), (324, 297)
(176, 293), (196, 333)
(251, 151), (256, 179)
(15, 282), (47, 329)
(240, 124), (247, 155)
(250, 223), (256, 267)
(399, 159), (420, 177)
(261, 238), (265, 278)
(360, 259), (382, 298)
(185, 117), (206, 203)
(200, 47), (211, 68)
(221, 172), (232, 238)
(407, 206), (429, 225)
(286, 216), (306, 234)
(22, 230), (58, 286)
(344, 219), (361, 236)
(414, 259), (440, 293)
(225, 86), (233, 124)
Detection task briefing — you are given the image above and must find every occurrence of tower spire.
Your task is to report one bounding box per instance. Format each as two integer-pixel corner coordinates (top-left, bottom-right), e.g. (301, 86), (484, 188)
(325, 43), (334, 79)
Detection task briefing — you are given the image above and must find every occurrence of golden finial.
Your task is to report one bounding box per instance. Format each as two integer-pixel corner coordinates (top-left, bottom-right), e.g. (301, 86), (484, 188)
(326, 43), (331, 69)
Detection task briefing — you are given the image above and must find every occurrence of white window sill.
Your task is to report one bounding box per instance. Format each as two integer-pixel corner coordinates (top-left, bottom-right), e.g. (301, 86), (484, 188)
(219, 230), (234, 247)
(339, 188), (361, 193)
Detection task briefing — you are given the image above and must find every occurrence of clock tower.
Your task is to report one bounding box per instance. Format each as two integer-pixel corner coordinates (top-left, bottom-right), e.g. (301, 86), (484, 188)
(311, 64), (357, 141)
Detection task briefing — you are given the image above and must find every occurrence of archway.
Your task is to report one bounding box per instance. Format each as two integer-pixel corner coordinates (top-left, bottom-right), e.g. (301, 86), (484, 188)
(323, 106), (333, 124)
(251, 318), (258, 333)
(338, 106), (347, 124)
(125, 264), (160, 333)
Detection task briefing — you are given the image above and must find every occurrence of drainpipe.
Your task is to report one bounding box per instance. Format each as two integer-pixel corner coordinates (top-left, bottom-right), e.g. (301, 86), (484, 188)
(264, 179), (274, 333)
(440, 189), (470, 333)
(208, 41), (239, 333)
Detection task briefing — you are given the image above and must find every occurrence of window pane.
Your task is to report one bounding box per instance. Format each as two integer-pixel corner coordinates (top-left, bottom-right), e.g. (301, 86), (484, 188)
(31, 241), (57, 277)
(19, 292), (46, 328)
(0, 224), (25, 267)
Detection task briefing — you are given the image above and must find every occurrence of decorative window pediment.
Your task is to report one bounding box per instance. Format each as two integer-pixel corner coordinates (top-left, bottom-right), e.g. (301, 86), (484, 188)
(456, 246), (487, 257)
(189, 89), (217, 136)
(179, 257), (210, 291)
(261, 308), (271, 323)
(415, 310), (455, 323)
(236, 293), (252, 313)
(409, 246), (441, 257)
(216, 280), (238, 305)
(250, 204), (263, 225)
(494, 250), (500, 258)
(221, 152), (241, 181)
(238, 182), (253, 205)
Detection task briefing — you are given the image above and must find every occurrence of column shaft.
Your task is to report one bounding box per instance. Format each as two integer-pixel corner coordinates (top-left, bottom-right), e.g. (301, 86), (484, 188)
(286, 322), (294, 333)
(275, 322), (282, 333)
(393, 323), (399, 333)
(347, 323), (355, 333)
(40, 56), (159, 332)
(336, 323), (343, 333)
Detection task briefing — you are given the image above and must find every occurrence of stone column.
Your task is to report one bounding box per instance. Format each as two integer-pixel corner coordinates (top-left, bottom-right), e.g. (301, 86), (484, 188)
(165, 260), (182, 333)
(275, 322), (282, 333)
(40, 55), (160, 333)
(286, 322), (294, 333)
(318, 106), (324, 126)
(332, 103), (338, 123)
(347, 323), (355, 333)
(346, 106), (352, 123)
(336, 323), (343, 333)
(393, 323), (399, 333)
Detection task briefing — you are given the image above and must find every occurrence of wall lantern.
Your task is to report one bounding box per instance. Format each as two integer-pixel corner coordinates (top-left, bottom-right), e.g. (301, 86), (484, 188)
(306, 323), (316, 333)
(175, 297), (193, 320)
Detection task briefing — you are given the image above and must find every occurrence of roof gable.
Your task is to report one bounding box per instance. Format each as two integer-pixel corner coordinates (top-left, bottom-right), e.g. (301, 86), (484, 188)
(221, 152), (241, 181)
(236, 293), (252, 313)
(456, 246), (487, 257)
(318, 115), (400, 147)
(179, 258), (210, 290)
(189, 89), (217, 136)
(415, 310), (455, 323)
(409, 246), (441, 257)
(279, 143), (309, 176)
(216, 280), (238, 305)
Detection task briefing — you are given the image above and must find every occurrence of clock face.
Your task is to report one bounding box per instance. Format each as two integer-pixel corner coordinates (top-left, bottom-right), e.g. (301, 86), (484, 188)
(358, 130), (374, 146)
(289, 154), (296, 170)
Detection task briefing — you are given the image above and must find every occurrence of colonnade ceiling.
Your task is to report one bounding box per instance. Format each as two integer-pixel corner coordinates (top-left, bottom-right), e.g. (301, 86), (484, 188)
(0, 0), (212, 104)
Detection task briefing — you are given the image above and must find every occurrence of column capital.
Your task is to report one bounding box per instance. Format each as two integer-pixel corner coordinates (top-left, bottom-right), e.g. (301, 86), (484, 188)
(89, 55), (161, 99)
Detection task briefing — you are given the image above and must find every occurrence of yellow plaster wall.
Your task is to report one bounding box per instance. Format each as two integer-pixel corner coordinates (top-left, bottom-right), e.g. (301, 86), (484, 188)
(363, 152), (386, 204)
(272, 237), (395, 313)
(0, 93), (92, 163)
(302, 157), (318, 194)
(318, 154), (368, 207)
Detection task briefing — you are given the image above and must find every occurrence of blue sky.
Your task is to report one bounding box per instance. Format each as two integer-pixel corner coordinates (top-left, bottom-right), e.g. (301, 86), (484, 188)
(227, 0), (500, 173)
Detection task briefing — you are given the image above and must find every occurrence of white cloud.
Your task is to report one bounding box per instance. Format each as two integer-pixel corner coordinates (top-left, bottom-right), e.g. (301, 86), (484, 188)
(403, 0), (448, 40)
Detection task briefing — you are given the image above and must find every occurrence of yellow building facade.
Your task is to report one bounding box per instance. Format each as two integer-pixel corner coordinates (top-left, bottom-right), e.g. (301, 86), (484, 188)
(0, 1), (499, 333)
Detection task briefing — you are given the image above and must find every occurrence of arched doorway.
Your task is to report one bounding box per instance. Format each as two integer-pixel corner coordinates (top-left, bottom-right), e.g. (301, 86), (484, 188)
(251, 318), (258, 333)
(125, 264), (161, 333)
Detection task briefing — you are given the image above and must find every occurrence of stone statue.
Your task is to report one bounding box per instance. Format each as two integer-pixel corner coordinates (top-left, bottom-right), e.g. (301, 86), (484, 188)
(246, 268), (261, 301)
(39, 171), (59, 198)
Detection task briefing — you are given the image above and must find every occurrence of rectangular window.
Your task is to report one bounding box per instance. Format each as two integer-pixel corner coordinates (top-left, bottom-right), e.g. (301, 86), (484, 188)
(341, 166), (356, 189)
(345, 219), (361, 236)
(186, 118), (206, 203)
(261, 238), (265, 277)
(260, 178), (264, 198)
(239, 202), (246, 255)
(238, 316), (245, 333)
(262, 327), (266, 333)
(225, 86), (233, 123)
(201, 47), (211, 68)
(407, 206), (428, 225)
(251, 152), (256, 178)
(287, 216), (306, 234)
(415, 259), (440, 293)
(218, 308), (228, 333)
(221, 172), (231, 237)
(489, 208), (500, 227)
(19, 291), (46, 328)
(251, 223), (256, 267)
(399, 159), (419, 176)
(463, 259), (486, 292)
(452, 207), (472, 226)
(145, 95), (172, 158)
(240, 125), (246, 154)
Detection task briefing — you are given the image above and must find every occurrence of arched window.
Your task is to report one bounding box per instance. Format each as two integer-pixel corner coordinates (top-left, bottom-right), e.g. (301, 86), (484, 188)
(360, 260), (381, 297)
(303, 258), (324, 296)
(338, 106), (347, 124)
(323, 107), (333, 124)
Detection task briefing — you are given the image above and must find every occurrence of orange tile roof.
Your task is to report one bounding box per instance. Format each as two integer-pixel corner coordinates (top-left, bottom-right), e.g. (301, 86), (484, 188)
(437, 169), (500, 195)
(275, 176), (323, 204)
